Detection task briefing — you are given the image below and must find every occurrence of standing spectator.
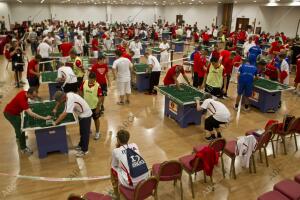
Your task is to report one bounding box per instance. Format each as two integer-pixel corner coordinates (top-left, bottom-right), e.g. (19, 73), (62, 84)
(159, 38), (170, 71)
(10, 40), (25, 87)
(129, 37), (142, 64)
(112, 50), (133, 105)
(27, 54), (42, 91)
(144, 51), (161, 95)
(103, 34), (114, 51)
(74, 35), (84, 56)
(91, 35), (99, 58)
(60, 38), (73, 63)
(27, 28), (38, 55)
(37, 40), (52, 71)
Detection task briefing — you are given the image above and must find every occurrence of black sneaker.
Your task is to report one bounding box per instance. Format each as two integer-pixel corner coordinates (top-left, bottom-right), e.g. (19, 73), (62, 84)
(234, 104), (238, 111)
(101, 105), (104, 112)
(205, 134), (216, 141)
(217, 132), (222, 138)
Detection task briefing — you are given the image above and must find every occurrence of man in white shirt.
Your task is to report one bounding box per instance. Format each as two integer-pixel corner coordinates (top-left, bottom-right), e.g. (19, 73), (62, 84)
(195, 94), (231, 141)
(159, 38), (170, 71)
(129, 37), (142, 64)
(112, 50), (133, 105)
(57, 65), (78, 93)
(243, 37), (255, 57)
(278, 53), (290, 85)
(103, 35), (114, 51)
(74, 35), (83, 56)
(111, 130), (149, 198)
(53, 91), (92, 157)
(37, 40), (52, 71)
(144, 51), (161, 95)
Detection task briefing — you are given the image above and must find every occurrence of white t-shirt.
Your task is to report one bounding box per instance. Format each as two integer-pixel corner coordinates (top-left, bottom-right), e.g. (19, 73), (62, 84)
(64, 92), (92, 118)
(57, 66), (77, 86)
(129, 41), (142, 58)
(280, 59), (289, 85)
(111, 143), (149, 188)
(186, 29), (192, 38)
(74, 39), (83, 54)
(103, 39), (114, 51)
(38, 42), (52, 58)
(201, 99), (231, 123)
(159, 43), (170, 55)
(147, 55), (161, 72)
(112, 57), (132, 82)
(243, 41), (255, 56)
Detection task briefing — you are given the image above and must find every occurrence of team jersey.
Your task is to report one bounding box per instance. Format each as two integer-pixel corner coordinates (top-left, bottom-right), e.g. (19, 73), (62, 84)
(248, 46), (262, 66)
(238, 64), (257, 85)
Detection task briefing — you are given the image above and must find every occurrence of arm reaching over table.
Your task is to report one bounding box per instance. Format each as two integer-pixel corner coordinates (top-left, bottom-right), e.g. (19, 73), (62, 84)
(25, 108), (52, 120)
(54, 111), (68, 126)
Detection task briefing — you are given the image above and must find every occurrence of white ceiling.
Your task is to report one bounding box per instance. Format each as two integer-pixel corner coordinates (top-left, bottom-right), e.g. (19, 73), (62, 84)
(1, 0), (299, 5)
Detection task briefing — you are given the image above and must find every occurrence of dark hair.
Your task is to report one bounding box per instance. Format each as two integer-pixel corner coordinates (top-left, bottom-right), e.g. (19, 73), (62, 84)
(115, 49), (123, 57)
(89, 72), (96, 79)
(210, 56), (218, 63)
(117, 130), (130, 144)
(35, 54), (42, 60)
(27, 87), (38, 94)
(98, 54), (105, 60)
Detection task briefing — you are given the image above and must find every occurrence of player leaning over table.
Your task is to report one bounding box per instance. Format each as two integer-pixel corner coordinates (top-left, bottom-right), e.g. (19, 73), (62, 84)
(202, 56), (227, 98)
(3, 87), (52, 155)
(163, 65), (191, 89)
(195, 93), (231, 141)
(52, 91), (92, 157)
(70, 49), (85, 89)
(79, 72), (103, 140)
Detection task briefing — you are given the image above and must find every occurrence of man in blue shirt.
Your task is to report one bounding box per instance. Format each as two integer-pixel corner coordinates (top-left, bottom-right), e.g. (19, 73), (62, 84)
(234, 62), (258, 111)
(248, 42), (262, 66)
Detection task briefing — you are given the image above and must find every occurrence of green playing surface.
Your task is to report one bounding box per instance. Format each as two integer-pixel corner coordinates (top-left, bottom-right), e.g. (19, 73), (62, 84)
(50, 52), (62, 57)
(254, 78), (290, 91)
(134, 63), (149, 73)
(172, 40), (184, 44)
(23, 101), (76, 129)
(156, 84), (206, 105)
(41, 71), (58, 83)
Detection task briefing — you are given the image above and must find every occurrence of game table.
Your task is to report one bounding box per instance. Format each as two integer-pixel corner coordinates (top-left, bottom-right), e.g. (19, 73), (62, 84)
(132, 63), (150, 92)
(21, 101), (77, 158)
(155, 83), (207, 128)
(248, 78), (293, 112)
(162, 31), (171, 40)
(171, 40), (184, 52)
(103, 49), (116, 67)
(150, 47), (161, 62)
(40, 71), (61, 100)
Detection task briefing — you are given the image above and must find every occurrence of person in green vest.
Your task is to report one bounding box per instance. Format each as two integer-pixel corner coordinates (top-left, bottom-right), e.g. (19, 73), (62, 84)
(70, 49), (85, 89)
(79, 72), (103, 140)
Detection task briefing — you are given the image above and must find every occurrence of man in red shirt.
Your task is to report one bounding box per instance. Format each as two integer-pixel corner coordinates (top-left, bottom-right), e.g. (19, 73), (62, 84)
(269, 37), (281, 56)
(3, 88), (51, 155)
(163, 65), (191, 89)
(202, 31), (210, 46)
(91, 35), (99, 58)
(27, 54), (42, 90)
(211, 45), (220, 60)
(193, 47), (207, 89)
(293, 54), (300, 95)
(220, 51), (235, 97)
(238, 29), (247, 44)
(90, 54), (110, 112)
(60, 39), (73, 57)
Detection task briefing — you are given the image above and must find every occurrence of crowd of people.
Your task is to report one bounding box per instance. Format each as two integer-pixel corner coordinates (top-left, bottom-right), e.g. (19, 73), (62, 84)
(2, 18), (300, 199)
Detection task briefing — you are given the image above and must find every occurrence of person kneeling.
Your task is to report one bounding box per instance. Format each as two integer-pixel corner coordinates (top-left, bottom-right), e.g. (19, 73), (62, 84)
(195, 94), (231, 141)
(111, 130), (149, 199)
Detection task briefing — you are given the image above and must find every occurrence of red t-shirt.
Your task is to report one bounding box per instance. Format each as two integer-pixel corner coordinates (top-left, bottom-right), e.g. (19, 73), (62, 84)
(238, 31), (246, 42)
(193, 52), (207, 77)
(211, 50), (220, 60)
(193, 32), (199, 41)
(27, 59), (38, 78)
(265, 63), (278, 79)
(79, 80), (103, 96)
(117, 45), (126, 54)
(91, 63), (109, 84)
(60, 42), (73, 57)
(4, 90), (29, 116)
(223, 58), (234, 75)
(202, 32), (210, 42)
(220, 50), (231, 63)
(122, 52), (132, 62)
(163, 66), (185, 85)
(233, 55), (242, 67)
(269, 41), (280, 55)
(91, 38), (99, 51)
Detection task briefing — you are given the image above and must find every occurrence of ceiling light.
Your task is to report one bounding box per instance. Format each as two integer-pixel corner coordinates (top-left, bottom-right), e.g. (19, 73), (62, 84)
(17, 0), (23, 2)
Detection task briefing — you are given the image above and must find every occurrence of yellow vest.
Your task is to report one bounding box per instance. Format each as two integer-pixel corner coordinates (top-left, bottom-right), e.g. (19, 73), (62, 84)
(73, 57), (84, 78)
(206, 64), (224, 88)
(83, 81), (99, 109)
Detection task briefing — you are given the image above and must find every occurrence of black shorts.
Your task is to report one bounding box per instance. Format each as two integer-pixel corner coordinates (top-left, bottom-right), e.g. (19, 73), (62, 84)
(193, 72), (204, 88)
(63, 82), (78, 93)
(91, 109), (101, 120)
(28, 76), (40, 87)
(12, 64), (24, 72)
(100, 84), (108, 96)
(204, 115), (226, 131)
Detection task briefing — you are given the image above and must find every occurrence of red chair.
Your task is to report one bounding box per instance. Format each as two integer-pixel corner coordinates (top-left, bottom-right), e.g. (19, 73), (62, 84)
(273, 117), (300, 154)
(274, 179), (300, 200)
(84, 192), (112, 200)
(151, 160), (183, 200)
(193, 138), (226, 178)
(257, 190), (290, 200)
(119, 176), (158, 200)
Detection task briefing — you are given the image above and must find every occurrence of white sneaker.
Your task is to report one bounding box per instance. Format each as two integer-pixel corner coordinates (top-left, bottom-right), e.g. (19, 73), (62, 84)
(74, 146), (82, 151)
(76, 150), (88, 157)
(21, 147), (33, 155)
(94, 132), (101, 140)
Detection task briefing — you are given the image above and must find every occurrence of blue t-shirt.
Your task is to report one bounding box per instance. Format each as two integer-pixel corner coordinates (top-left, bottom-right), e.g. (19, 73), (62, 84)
(248, 46), (262, 65)
(238, 64), (257, 84)
(190, 51), (197, 61)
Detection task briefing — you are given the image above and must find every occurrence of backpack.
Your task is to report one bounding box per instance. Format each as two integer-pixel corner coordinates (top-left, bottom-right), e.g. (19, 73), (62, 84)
(124, 145), (148, 178)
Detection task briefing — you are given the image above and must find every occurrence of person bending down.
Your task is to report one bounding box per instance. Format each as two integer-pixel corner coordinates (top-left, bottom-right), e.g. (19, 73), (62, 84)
(195, 94), (231, 141)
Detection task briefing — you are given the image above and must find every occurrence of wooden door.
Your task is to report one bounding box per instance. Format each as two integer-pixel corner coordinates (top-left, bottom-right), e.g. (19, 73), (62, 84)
(176, 15), (183, 26)
(235, 18), (249, 31)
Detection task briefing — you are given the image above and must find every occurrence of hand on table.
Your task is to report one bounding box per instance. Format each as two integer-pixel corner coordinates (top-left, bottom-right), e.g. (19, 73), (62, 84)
(44, 115), (52, 120)
(52, 109), (57, 115)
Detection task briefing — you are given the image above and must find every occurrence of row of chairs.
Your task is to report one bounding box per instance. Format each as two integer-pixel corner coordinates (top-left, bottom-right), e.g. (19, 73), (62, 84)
(257, 174), (300, 200)
(70, 116), (300, 200)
